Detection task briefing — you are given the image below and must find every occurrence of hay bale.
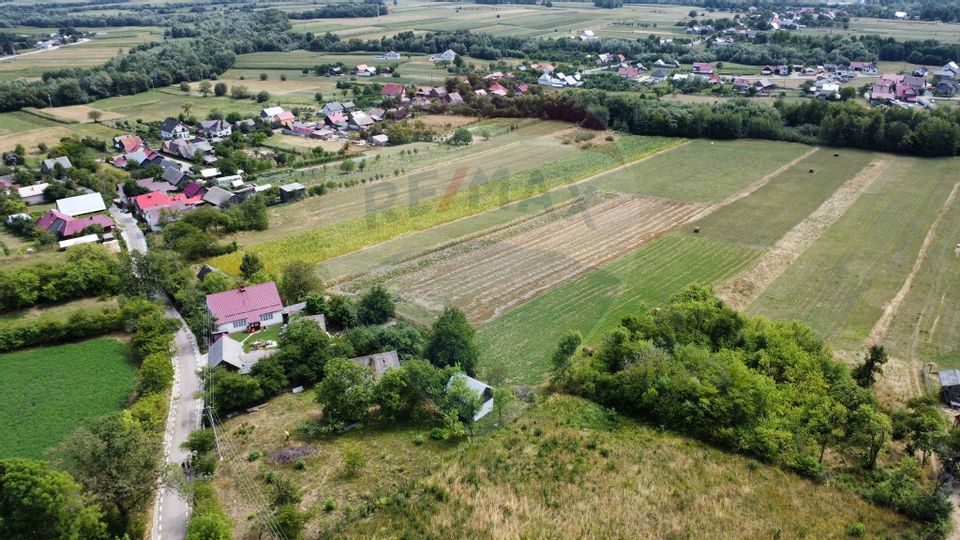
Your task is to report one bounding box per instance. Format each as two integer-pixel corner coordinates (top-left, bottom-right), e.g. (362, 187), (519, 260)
(693, 226), (701, 233)
(809, 169), (815, 173)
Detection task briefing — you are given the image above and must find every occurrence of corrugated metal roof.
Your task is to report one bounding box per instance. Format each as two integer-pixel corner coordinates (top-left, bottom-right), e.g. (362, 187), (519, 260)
(56, 193), (106, 216)
(206, 282), (283, 326)
(940, 370), (960, 388)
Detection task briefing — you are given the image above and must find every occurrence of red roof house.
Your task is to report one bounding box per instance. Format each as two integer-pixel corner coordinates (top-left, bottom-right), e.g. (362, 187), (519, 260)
(131, 191), (203, 218)
(489, 83), (508, 96)
(114, 135), (143, 153)
(382, 83), (406, 99)
(274, 111), (296, 126)
(206, 281), (284, 334)
(36, 209), (113, 238)
(692, 62), (714, 74)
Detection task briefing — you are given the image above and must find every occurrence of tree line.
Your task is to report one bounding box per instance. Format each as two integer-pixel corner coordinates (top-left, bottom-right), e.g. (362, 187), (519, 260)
(288, 0), (388, 19)
(444, 84), (960, 157)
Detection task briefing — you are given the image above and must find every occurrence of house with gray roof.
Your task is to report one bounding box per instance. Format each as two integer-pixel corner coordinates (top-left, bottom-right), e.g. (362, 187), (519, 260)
(941, 369), (960, 405)
(350, 350), (400, 380)
(202, 186), (234, 208)
(447, 373), (495, 421)
(41, 156), (72, 175)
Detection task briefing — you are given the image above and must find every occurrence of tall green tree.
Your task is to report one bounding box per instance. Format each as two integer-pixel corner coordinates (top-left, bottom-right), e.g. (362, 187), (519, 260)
(239, 252), (264, 281)
(852, 344), (889, 388)
(315, 357), (375, 425)
(425, 306), (479, 376)
(0, 458), (107, 540)
(358, 285), (395, 325)
(48, 412), (161, 536)
(279, 260), (323, 304)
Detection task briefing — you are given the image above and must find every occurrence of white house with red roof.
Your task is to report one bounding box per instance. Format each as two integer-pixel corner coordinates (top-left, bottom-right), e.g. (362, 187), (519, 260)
(130, 191), (203, 219)
(206, 281), (284, 334)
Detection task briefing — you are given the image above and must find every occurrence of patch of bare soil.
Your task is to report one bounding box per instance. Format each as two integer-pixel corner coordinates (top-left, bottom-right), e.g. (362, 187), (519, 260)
(716, 155), (893, 311)
(340, 192), (705, 323)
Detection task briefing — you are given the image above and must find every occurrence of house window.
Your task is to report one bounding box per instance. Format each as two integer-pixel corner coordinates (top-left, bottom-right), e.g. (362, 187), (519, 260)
(232, 319), (247, 329)
(259, 313), (273, 322)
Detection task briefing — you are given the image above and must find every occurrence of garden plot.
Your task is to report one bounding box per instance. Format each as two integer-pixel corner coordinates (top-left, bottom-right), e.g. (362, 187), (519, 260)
(341, 192), (703, 323)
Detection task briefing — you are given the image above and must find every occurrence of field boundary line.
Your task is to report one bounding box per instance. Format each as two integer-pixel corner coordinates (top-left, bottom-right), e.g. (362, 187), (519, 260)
(716, 154), (893, 311)
(320, 140), (689, 284)
(867, 181), (960, 345)
(696, 146), (821, 220)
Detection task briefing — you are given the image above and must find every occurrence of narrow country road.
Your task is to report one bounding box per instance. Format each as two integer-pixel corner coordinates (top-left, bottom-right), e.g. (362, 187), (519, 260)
(111, 205), (202, 539)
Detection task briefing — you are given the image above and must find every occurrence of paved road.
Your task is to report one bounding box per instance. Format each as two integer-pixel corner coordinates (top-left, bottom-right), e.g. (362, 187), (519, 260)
(111, 206), (202, 539)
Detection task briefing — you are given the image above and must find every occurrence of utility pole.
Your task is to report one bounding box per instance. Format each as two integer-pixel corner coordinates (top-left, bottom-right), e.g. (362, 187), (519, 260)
(206, 406), (223, 461)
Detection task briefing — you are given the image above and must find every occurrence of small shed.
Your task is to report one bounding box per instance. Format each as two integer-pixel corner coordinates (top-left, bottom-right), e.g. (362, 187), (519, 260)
(349, 350), (400, 380)
(940, 369), (960, 405)
(447, 373), (495, 421)
(279, 182), (306, 203)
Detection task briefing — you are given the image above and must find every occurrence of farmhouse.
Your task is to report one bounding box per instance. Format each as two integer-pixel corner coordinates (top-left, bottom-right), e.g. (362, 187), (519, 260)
(164, 138), (213, 160)
(160, 118), (190, 140)
(113, 134), (143, 153)
(382, 83), (406, 100)
(56, 192), (106, 217)
(354, 64), (376, 77)
(41, 156), (72, 175)
(692, 62), (714, 74)
(849, 61), (878, 75)
(489, 83), (508, 96)
(199, 119), (232, 139)
(376, 51), (401, 60)
(130, 191), (203, 220)
(448, 373), (495, 421)
(206, 281), (284, 335)
(18, 183), (48, 205)
(36, 210), (113, 238)
(349, 350), (400, 380)
(162, 167), (191, 188)
(940, 370), (960, 406)
(430, 49), (457, 62)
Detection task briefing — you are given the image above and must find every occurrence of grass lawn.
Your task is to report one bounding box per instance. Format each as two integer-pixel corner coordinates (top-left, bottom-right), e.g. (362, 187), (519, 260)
(477, 234), (758, 384)
(0, 338), (136, 459)
(318, 395), (921, 539)
(230, 324), (283, 353)
(0, 229), (68, 271)
(749, 155), (960, 353)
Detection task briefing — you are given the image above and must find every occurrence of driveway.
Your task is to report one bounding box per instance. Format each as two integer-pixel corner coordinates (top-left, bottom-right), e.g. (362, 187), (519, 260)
(109, 206), (147, 254)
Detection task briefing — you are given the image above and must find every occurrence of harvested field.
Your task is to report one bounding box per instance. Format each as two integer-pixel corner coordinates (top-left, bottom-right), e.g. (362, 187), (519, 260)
(415, 114), (479, 129)
(340, 193), (703, 323)
(40, 105), (124, 123)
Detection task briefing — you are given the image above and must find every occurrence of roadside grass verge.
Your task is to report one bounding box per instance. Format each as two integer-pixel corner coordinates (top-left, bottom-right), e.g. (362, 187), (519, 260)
(209, 136), (683, 274)
(0, 338), (136, 459)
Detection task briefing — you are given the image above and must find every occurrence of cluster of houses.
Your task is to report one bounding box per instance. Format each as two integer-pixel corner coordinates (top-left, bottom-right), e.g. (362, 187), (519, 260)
(202, 279), (496, 420)
(1, 182), (119, 250)
(282, 100), (395, 144)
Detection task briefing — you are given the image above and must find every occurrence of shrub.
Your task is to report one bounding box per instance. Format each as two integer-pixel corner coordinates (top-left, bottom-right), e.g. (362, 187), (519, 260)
(413, 434), (425, 446)
(248, 451), (261, 462)
(342, 447), (366, 477)
(323, 497), (337, 512)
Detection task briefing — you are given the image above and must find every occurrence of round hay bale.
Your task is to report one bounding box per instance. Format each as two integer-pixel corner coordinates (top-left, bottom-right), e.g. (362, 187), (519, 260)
(693, 226), (701, 233)
(834, 153), (840, 157)
(809, 168), (815, 173)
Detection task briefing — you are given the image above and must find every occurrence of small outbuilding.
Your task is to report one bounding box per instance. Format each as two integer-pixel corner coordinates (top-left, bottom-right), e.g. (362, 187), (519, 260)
(940, 369), (960, 406)
(279, 182), (306, 203)
(447, 373), (495, 421)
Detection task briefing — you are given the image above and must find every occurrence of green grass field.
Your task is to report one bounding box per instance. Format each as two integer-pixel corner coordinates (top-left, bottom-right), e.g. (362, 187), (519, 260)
(586, 139), (811, 203)
(212, 135), (682, 274)
(0, 338), (136, 459)
(694, 148), (876, 248)
(749, 156), (960, 353)
(477, 234), (758, 384)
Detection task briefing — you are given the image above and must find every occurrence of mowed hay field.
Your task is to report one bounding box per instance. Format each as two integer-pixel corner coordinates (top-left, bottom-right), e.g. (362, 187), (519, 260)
(334, 395), (920, 540)
(0, 27), (165, 81)
(0, 338), (136, 459)
(748, 156), (960, 354)
(340, 192), (704, 324)
(209, 135), (682, 274)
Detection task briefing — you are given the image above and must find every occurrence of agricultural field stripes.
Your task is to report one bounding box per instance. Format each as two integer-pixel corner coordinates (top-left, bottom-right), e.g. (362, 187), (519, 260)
(718, 156), (894, 310)
(578, 140), (813, 204)
(0, 338), (136, 459)
(338, 192), (704, 324)
(690, 148), (877, 249)
(209, 136), (682, 274)
(748, 156), (960, 353)
(477, 234), (759, 384)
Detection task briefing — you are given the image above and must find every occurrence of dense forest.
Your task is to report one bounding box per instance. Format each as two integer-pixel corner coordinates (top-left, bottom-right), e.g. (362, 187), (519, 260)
(289, 0), (388, 19)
